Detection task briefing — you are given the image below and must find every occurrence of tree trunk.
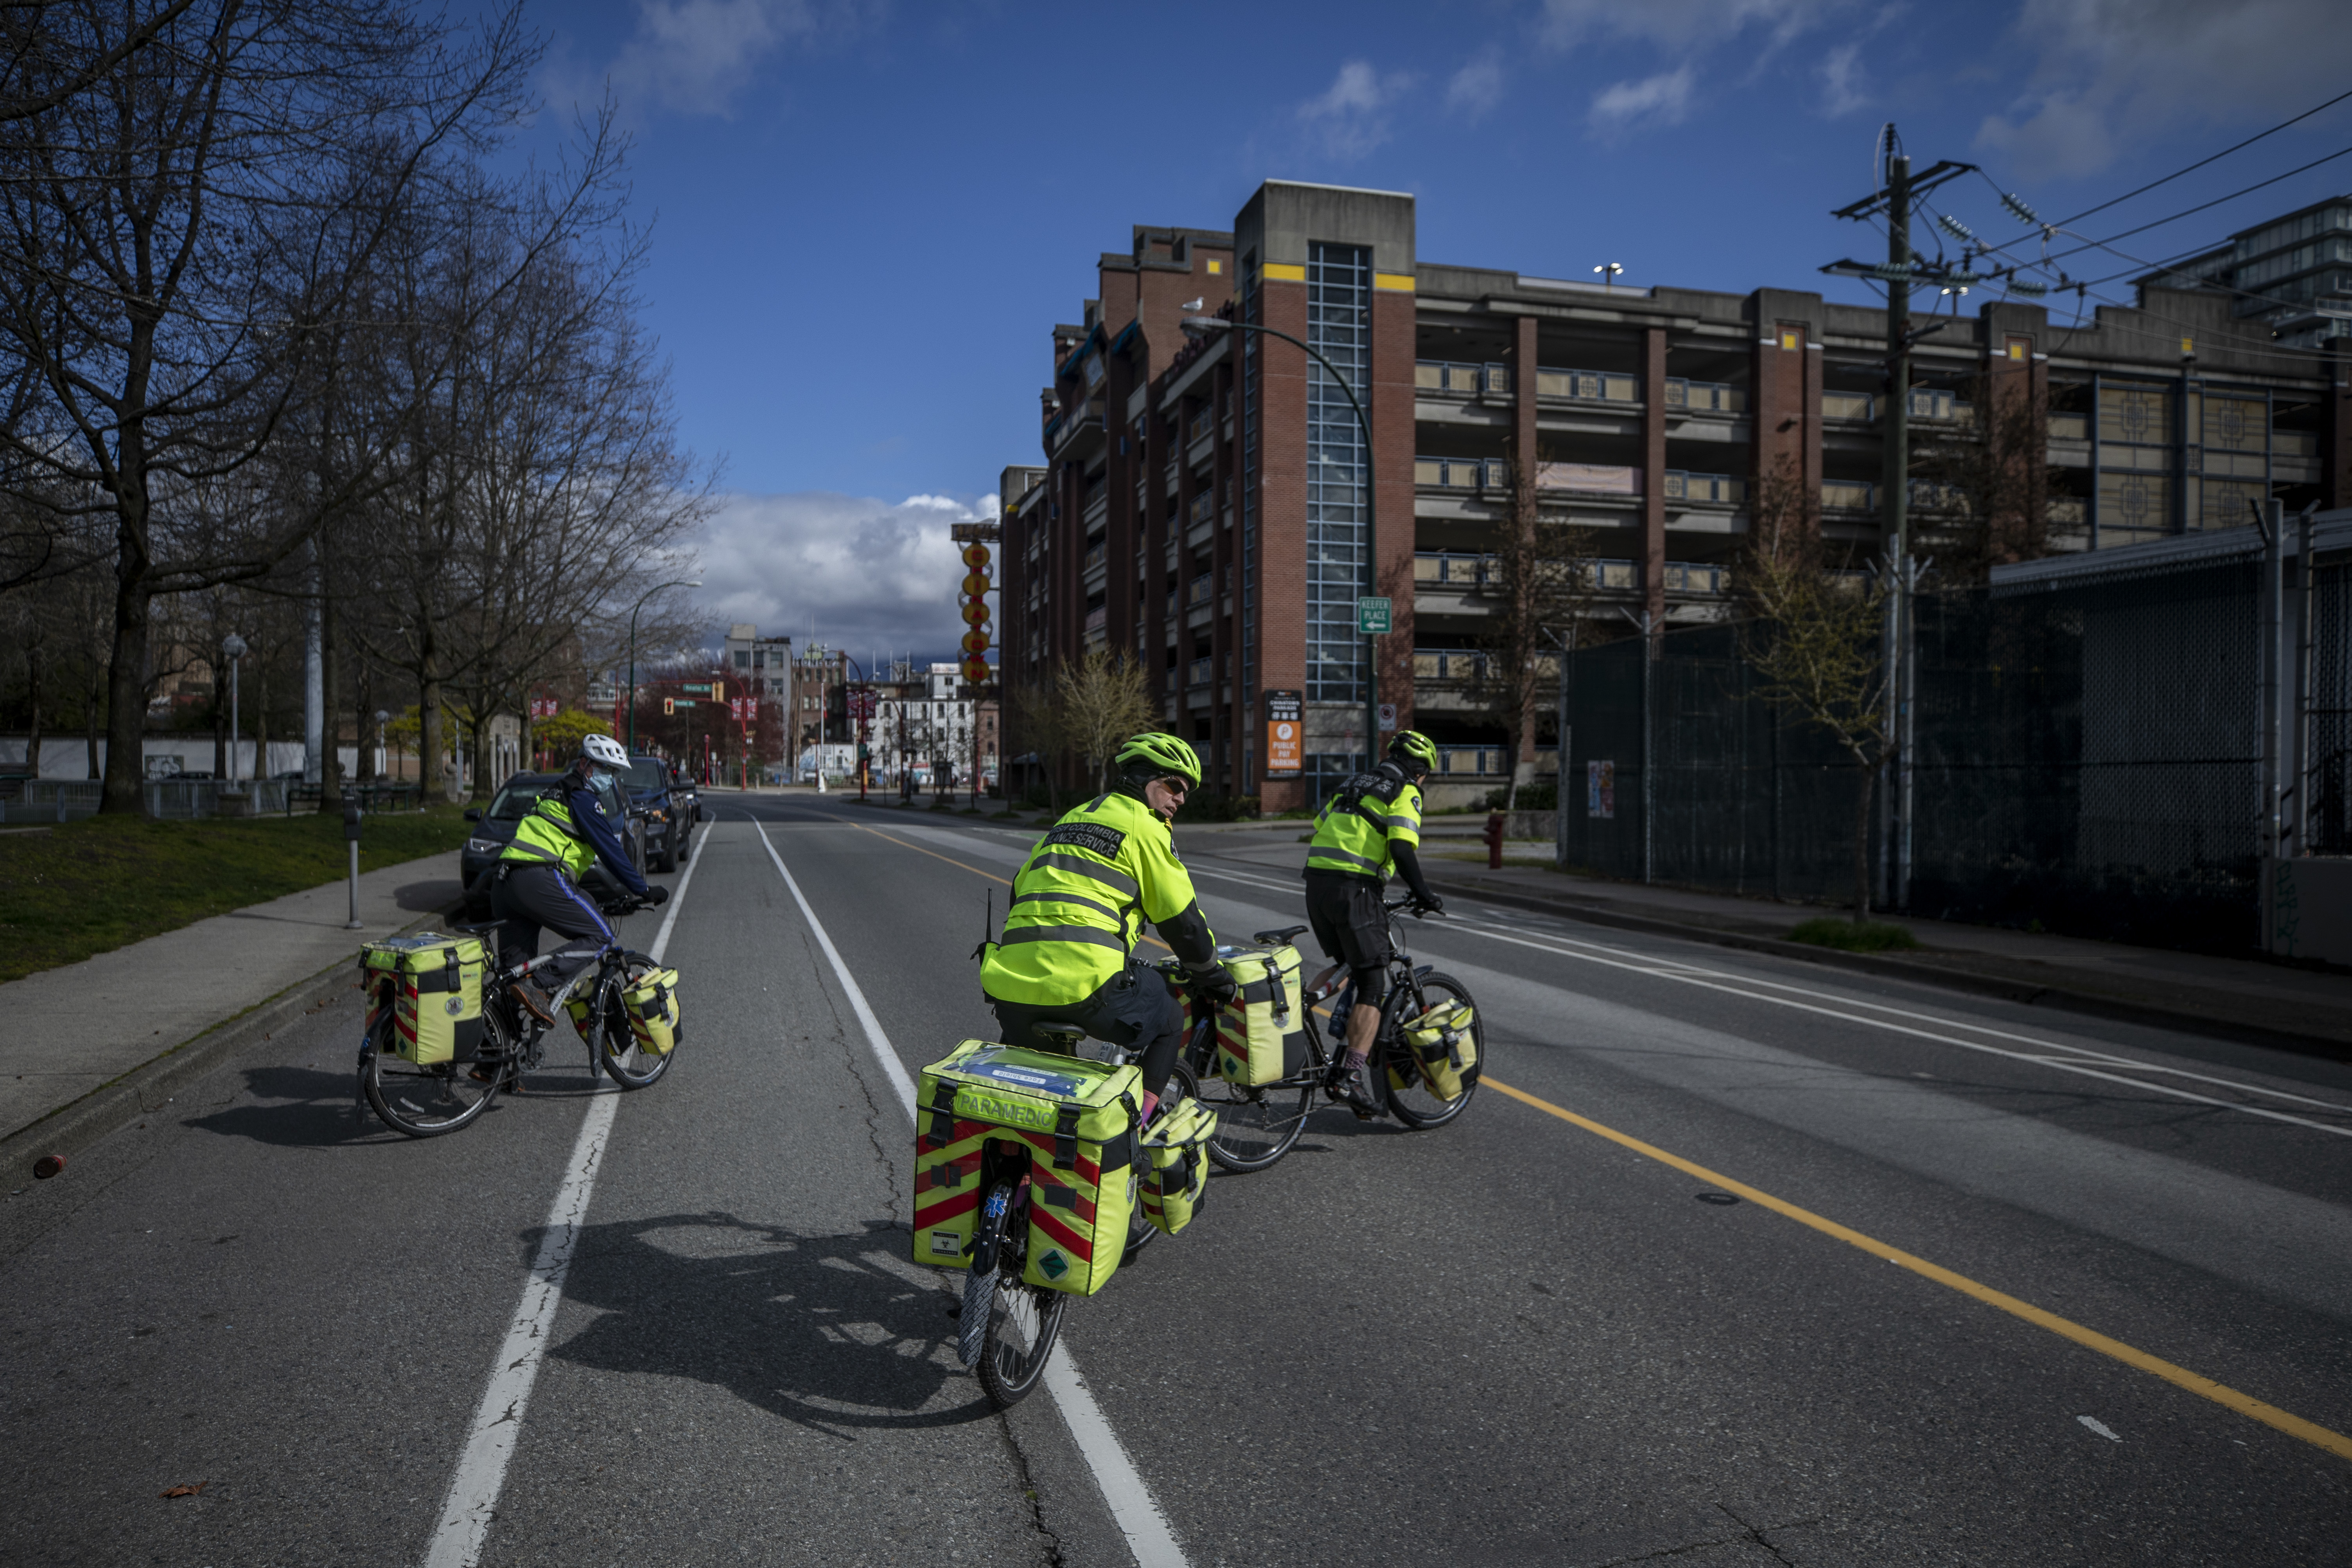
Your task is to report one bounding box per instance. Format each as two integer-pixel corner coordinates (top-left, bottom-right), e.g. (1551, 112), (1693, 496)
(84, 664), (102, 781)
(25, 645), (42, 779)
(213, 695), (226, 780)
(420, 674), (446, 804)
(256, 665), (269, 784)
(100, 534), (151, 812)
(1850, 745), (1875, 924)
(318, 597), (343, 810)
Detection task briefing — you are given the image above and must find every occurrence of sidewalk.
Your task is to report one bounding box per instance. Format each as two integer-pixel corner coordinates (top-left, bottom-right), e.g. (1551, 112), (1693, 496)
(1178, 826), (2352, 1059)
(0, 853), (463, 1156)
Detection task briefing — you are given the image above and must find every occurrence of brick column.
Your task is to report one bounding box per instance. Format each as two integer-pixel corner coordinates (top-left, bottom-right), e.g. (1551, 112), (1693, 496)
(1374, 280), (1417, 739)
(1642, 325), (1667, 629)
(1255, 279), (1310, 815)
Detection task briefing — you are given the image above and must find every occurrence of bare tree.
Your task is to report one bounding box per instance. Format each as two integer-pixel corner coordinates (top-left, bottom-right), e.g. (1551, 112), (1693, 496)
(1036, 648), (1156, 795)
(1467, 448), (1597, 809)
(0, 1), (617, 813)
(1911, 372), (2060, 584)
(1735, 460), (1889, 924)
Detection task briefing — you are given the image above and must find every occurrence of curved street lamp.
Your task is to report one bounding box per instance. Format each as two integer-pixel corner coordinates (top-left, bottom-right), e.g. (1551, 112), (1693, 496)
(220, 633), (249, 785)
(1183, 314), (1382, 776)
(626, 578), (703, 754)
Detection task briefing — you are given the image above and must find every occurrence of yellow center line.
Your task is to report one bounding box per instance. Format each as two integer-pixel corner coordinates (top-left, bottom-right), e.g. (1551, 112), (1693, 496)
(1481, 1074), (2352, 1465)
(855, 824), (1174, 954)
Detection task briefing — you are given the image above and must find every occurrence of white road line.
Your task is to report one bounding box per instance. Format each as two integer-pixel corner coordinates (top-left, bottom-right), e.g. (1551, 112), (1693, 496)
(1185, 863), (2352, 1132)
(420, 835), (706, 1568)
(750, 817), (1189, 1568)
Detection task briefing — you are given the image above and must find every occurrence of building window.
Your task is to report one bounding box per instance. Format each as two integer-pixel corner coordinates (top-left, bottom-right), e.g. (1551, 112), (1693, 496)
(734, 650), (750, 669)
(2006, 336), (2031, 362)
(1305, 240), (1371, 713)
(1778, 325), (1803, 352)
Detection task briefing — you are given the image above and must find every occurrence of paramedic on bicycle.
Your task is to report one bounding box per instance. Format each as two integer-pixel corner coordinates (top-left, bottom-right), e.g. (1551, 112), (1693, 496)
(493, 732), (668, 1024)
(980, 733), (1236, 1121)
(1302, 729), (1445, 1114)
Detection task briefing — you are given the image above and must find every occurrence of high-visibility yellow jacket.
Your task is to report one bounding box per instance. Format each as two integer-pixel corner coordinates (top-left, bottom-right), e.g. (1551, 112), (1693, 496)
(981, 791), (1212, 1006)
(1304, 763), (1423, 882)
(502, 793), (594, 879)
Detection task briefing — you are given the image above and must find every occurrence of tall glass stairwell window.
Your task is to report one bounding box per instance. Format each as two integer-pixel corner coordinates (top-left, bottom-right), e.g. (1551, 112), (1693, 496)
(1305, 242), (1370, 742)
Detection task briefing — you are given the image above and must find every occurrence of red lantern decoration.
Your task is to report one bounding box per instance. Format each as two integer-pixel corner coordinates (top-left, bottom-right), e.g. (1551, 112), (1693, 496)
(962, 657), (990, 684)
(961, 543), (991, 569)
(961, 571), (990, 598)
(961, 629), (990, 655)
(961, 598), (989, 626)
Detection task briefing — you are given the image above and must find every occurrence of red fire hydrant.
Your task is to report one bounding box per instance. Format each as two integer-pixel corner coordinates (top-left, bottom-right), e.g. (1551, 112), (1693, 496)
(1483, 811), (1506, 869)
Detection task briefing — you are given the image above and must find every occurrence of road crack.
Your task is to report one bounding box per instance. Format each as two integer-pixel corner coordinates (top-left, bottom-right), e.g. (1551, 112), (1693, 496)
(799, 923), (903, 1219)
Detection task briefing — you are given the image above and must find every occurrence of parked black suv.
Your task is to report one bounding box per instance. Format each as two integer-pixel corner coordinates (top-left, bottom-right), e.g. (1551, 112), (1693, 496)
(460, 771), (645, 919)
(622, 754), (696, 871)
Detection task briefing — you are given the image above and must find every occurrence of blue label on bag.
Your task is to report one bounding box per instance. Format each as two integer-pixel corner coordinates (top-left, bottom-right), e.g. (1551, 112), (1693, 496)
(959, 1051), (1084, 1098)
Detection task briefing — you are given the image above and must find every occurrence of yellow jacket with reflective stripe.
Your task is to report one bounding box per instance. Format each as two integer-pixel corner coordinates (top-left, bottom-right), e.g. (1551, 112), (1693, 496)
(1304, 765), (1423, 882)
(981, 792), (1208, 1006)
(501, 793), (594, 879)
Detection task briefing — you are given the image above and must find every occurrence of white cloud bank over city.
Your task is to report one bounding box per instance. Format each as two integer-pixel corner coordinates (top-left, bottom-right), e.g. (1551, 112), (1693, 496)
(688, 489), (999, 670)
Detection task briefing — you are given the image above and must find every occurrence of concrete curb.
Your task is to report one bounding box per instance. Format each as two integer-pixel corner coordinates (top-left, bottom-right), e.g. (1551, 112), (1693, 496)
(1422, 873), (2352, 1063)
(0, 910), (450, 1173)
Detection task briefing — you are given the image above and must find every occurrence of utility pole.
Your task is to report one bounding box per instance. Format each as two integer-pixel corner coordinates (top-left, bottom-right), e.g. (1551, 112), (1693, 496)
(1824, 130), (1973, 914)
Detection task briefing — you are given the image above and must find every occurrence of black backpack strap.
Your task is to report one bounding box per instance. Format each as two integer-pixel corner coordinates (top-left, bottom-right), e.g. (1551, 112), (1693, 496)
(1053, 1102), (1081, 1171)
(926, 1078), (959, 1148)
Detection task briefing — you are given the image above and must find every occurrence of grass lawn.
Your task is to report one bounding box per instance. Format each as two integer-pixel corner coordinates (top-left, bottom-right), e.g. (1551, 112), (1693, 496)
(0, 806), (472, 985)
(1786, 916), (1922, 953)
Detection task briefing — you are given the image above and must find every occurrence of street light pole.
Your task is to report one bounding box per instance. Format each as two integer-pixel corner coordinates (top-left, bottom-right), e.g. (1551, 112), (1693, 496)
(221, 633), (248, 785)
(625, 577), (702, 755)
(1185, 315), (1382, 777)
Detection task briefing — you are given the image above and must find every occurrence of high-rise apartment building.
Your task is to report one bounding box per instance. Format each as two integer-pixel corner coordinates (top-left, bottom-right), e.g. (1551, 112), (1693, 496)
(1000, 180), (2352, 812)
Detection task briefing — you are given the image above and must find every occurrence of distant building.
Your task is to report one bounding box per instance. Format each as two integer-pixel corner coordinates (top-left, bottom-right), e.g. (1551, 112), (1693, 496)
(2157, 195), (2352, 351)
(1002, 178), (2352, 810)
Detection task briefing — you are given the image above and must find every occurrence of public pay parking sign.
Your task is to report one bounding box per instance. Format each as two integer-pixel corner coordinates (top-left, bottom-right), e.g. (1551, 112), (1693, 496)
(1263, 689), (1302, 776)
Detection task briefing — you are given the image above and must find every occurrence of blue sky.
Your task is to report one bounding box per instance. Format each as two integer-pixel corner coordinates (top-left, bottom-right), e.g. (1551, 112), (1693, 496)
(516, 0), (2352, 661)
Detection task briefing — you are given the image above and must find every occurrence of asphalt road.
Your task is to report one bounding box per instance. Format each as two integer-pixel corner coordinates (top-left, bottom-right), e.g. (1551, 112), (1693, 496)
(4, 793), (2348, 1566)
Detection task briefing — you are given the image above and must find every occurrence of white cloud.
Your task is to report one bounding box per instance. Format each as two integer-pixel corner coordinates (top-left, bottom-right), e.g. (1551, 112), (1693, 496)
(605, 0), (869, 117)
(1589, 67), (1694, 135)
(1976, 0), (2352, 179)
(1541, 0), (1852, 55)
(1296, 59), (1416, 160)
(1818, 42), (1865, 116)
(689, 489), (990, 665)
(1445, 51), (1505, 120)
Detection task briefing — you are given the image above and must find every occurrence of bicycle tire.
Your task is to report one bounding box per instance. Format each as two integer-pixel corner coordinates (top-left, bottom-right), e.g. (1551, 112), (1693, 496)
(360, 1008), (500, 1138)
(1197, 1071), (1312, 1173)
(596, 950), (674, 1089)
(1382, 972), (1482, 1130)
(1123, 1060), (1199, 1261)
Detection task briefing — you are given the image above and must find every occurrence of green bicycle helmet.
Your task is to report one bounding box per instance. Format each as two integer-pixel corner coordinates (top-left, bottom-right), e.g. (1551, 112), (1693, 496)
(1115, 732), (1203, 789)
(1388, 729), (1438, 774)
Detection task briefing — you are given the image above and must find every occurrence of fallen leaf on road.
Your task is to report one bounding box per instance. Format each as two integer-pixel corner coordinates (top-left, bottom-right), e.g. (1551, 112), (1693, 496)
(159, 1482), (208, 1498)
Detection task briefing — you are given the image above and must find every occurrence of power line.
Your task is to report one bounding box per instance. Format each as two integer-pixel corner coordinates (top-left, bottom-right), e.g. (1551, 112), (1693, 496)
(2038, 142), (2352, 266)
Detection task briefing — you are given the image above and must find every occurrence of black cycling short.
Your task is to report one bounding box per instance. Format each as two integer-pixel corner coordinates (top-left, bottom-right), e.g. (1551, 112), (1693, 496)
(989, 960), (1185, 1098)
(1304, 869), (1391, 977)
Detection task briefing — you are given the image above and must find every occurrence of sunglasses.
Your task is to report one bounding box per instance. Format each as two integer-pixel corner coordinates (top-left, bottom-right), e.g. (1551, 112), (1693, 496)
(1155, 776), (1190, 798)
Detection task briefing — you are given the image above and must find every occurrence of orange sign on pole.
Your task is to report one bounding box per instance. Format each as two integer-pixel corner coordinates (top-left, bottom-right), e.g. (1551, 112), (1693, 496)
(1263, 689), (1302, 777)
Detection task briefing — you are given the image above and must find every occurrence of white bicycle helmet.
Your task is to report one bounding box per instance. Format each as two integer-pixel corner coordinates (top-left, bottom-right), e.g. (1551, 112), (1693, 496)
(580, 733), (628, 771)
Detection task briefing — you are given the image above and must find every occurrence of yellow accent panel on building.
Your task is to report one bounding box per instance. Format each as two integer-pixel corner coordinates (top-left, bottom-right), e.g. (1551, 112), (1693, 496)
(1262, 262), (1307, 282)
(1374, 272), (1417, 292)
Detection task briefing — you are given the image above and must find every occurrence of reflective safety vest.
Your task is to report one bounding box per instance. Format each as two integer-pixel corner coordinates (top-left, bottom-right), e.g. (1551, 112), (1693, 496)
(1305, 763), (1422, 882)
(501, 790), (595, 880)
(981, 791), (1208, 1007)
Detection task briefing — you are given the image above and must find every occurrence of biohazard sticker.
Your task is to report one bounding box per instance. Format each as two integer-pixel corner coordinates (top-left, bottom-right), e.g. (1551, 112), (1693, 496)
(928, 1230), (963, 1257)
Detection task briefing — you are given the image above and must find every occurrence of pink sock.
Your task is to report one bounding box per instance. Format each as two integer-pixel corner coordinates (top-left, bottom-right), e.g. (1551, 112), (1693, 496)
(1139, 1090), (1160, 1124)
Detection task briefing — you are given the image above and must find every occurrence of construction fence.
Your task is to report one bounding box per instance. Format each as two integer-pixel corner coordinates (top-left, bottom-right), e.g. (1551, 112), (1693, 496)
(1556, 518), (2330, 955)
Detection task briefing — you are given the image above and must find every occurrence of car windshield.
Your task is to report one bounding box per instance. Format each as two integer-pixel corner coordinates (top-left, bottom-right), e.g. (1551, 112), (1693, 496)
(486, 783), (549, 822)
(623, 760), (668, 791)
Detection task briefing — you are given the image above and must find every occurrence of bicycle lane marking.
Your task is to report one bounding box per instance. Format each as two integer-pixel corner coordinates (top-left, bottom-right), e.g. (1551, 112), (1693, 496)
(751, 817), (1190, 1568)
(420, 835), (707, 1568)
(1479, 1073), (2352, 1466)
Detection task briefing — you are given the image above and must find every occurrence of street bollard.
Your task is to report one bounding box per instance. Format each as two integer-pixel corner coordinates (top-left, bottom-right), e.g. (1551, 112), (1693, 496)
(1483, 811), (1506, 870)
(343, 797), (364, 930)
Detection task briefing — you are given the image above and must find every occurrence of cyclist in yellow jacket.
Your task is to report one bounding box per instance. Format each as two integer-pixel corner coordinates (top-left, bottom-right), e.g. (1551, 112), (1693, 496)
(1302, 729), (1444, 1114)
(494, 733), (666, 1024)
(981, 733), (1236, 1119)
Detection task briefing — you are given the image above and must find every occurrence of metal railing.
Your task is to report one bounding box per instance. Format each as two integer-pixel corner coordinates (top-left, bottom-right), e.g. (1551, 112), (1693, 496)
(1822, 391), (1874, 421)
(1535, 368), (1639, 403)
(1414, 551), (1493, 586)
(1664, 378), (1745, 413)
(1663, 470), (1747, 505)
(1415, 360), (1492, 395)
(1414, 455), (1508, 489)
(1414, 649), (1489, 681)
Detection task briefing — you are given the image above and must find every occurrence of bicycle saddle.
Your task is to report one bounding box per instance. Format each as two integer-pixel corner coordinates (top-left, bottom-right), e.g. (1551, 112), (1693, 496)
(1029, 1019), (1088, 1047)
(452, 921), (503, 934)
(1253, 925), (1310, 945)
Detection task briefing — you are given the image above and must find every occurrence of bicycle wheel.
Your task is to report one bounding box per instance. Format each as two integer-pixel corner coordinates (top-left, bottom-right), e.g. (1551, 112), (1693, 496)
(360, 1006), (500, 1137)
(1382, 972), (1482, 1130)
(1124, 1061), (1199, 1261)
(595, 951), (674, 1089)
(1195, 1069), (1311, 1173)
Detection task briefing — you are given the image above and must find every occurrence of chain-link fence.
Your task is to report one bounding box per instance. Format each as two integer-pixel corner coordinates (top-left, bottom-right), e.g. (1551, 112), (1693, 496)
(1559, 545), (2277, 952)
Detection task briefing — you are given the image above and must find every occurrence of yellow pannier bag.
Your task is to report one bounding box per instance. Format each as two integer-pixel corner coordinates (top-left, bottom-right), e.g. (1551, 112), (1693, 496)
(1393, 998), (1479, 1101)
(622, 968), (681, 1055)
(359, 933), (487, 1066)
(1198, 942), (1306, 1087)
(1139, 1095), (1215, 1238)
(911, 1042), (1141, 1297)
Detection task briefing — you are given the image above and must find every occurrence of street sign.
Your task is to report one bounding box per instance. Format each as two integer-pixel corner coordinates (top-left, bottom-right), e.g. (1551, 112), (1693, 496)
(682, 683), (710, 695)
(1263, 689), (1302, 777)
(1356, 596), (1392, 636)
(1377, 703), (1397, 733)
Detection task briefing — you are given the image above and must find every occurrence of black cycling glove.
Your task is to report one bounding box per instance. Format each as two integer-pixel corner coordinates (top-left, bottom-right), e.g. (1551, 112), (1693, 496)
(1188, 960), (1238, 1006)
(646, 884), (671, 907)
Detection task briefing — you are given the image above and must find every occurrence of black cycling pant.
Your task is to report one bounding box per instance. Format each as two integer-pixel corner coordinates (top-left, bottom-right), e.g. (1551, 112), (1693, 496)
(491, 863), (614, 986)
(1303, 869), (1390, 1005)
(989, 960), (1183, 1099)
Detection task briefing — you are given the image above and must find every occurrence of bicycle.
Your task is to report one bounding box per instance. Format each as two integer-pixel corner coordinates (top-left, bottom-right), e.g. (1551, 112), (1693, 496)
(954, 1004), (1217, 1408)
(1184, 899), (1484, 1173)
(356, 893), (672, 1138)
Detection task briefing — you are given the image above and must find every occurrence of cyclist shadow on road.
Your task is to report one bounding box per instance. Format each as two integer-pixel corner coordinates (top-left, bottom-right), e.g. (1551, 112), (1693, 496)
(184, 1061), (606, 1146)
(544, 1211), (993, 1438)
